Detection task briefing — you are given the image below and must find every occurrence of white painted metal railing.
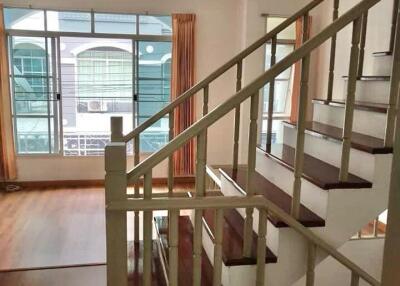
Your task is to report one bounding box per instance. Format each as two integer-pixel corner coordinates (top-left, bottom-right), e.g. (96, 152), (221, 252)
(104, 0), (400, 285)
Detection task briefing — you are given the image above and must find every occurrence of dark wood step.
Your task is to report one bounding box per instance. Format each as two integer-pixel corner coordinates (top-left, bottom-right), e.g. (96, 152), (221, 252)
(284, 121), (392, 154)
(154, 216), (213, 286)
(342, 75), (390, 81)
(219, 166), (325, 228)
(372, 51), (392, 57)
(128, 241), (167, 286)
(312, 98), (388, 113)
(260, 144), (372, 190)
(202, 207), (277, 266)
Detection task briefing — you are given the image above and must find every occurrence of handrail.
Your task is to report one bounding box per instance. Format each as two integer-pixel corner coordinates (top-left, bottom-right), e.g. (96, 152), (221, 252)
(107, 195), (380, 286)
(122, 0), (324, 143)
(127, 0), (380, 182)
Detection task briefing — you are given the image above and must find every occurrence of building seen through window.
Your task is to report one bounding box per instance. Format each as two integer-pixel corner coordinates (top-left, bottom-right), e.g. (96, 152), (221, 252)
(5, 8), (172, 155)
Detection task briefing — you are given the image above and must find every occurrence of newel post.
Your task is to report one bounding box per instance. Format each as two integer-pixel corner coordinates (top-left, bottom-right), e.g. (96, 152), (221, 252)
(105, 116), (127, 286)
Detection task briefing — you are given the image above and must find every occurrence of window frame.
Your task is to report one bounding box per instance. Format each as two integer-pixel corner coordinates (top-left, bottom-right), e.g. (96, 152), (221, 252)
(4, 7), (172, 157)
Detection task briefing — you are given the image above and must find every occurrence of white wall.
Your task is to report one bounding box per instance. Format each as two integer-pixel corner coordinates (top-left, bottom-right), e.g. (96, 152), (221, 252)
(294, 238), (384, 286)
(1, 0), (243, 181)
(237, 0), (310, 163)
(311, 0), (393, 101)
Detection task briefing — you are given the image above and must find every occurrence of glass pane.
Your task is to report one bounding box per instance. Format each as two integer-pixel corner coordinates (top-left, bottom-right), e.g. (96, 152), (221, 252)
(266, 17), (295, 40)
(139, 15), (172, 35)
(260, 119), (285, 147)
(95, 13), (136, 34)
(47, 11), (91, 32)
(137, 41), (171, 152)
(265, 44), (294, 79)
(4, 8), (45, 30)
(139, 117), (169, 152)
(262, 81), (290, 114)
(60, 37), (134, 156)
(16, 117), (49, 153)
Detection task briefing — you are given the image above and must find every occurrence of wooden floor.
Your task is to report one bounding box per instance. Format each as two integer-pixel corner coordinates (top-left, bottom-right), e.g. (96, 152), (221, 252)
(0, 183), (193, 285)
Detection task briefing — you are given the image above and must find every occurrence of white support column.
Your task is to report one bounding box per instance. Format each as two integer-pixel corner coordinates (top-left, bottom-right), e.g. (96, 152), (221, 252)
(385, 5), (400, 147)
(381, 69), (400, 285)
(105, 142), (128, 286)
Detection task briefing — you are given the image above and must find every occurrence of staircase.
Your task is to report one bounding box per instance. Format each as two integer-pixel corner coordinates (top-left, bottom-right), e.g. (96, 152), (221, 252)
(104, 0), (399, 285)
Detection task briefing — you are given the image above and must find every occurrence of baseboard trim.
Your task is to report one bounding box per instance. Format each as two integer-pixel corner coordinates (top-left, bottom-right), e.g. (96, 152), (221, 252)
(13, 176), (195, 190)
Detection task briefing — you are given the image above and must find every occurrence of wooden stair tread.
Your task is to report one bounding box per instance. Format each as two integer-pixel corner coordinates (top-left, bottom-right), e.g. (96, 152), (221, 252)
(202, 207), (277, 266)
(154, 216), (213, 286)
(261, 144), (372, 190)
(312, 98), (389, 113)
(342, 75), (390, 81)
(128, 241), (167, 286)
(219, 166), (325, 228)
(284, 121), (392, 154)
(372, 51), (392, 57)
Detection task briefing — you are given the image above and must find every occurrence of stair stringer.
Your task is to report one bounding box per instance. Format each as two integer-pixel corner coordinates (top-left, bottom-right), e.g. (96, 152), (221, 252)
(254, 150), (391, 286)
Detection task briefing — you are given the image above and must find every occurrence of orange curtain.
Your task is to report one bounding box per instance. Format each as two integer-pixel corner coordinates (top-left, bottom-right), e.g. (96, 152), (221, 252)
(290, 16), (312, 123)
(0, 5), (17, 180)
(171, 14), (196, 176)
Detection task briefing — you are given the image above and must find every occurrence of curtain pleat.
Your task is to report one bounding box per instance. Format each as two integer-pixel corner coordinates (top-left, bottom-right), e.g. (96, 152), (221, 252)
(171, 14), (196, 176)
(0, 5), (17, 180)
(290, 16), (312, 123)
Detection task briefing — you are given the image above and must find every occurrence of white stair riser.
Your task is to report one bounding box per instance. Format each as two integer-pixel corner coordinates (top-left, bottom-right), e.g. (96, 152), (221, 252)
(218, 178), (323, 286)
(313, 103), (387, 139)
(283, 125), (375, 180)
(255, 149), (329, 218)
(341, 80), (390, 104)
(220, 176), (280, 254)
(371, 55), (392, 76)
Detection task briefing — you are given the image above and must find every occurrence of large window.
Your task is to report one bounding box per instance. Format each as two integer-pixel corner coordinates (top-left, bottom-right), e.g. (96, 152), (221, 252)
(5, 8), (172, 156)
(260, 16), (296, 147)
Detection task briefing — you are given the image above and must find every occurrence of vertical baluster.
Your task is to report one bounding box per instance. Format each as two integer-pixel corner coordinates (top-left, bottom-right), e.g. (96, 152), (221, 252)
(327, 0), (340, 101)
(134, 136), (140, 243)
(203, 86), (209, 163)
(373, 217), (379, 237)
(390, 0), (400, 53)
(256, 208), (267, 286)
(169, 208), (179, 286)
(213, 209), (224, 286)
(204, 85), (209, 116)
(357, 11), (368, 78)
(193, 129), (207, 286)
(339, 18), (362, 181)
(105, 129), (128, 286)
(306, 242), (317, 286)
(143, 170), (153, 286)
(291, 13), (311, 219)
(233, 60), (243, 171)
(385, 5), (400, 147)
(168, 111), (174, 195)
(243, 91), (259, 257)
(167, 109), (178, 286)
(350, 271), (360, 286)
(111, 117), (123, 142)
(266, 36), (277, 153)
